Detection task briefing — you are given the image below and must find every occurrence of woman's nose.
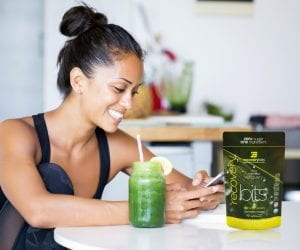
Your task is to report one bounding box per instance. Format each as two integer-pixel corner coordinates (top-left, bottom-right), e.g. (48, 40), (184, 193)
(120, 95), (132, 109)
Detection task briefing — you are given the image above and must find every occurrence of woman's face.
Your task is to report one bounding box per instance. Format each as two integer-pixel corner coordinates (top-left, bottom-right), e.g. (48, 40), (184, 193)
(80, 54), (143, 132)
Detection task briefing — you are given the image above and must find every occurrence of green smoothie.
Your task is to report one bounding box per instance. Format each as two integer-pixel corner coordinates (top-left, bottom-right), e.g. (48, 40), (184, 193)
(129, 161), (166, 227)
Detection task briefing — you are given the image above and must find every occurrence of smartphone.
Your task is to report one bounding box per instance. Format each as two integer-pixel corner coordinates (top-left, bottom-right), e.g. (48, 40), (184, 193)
(204, 171), (224, 187)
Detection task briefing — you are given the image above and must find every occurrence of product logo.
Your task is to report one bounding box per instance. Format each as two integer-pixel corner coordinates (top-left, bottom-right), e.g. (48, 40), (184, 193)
(228, 155), (238, 205)
(227, 154), (269, 204)
(240, 185), (268, 202)
(250, 151), (258, 158)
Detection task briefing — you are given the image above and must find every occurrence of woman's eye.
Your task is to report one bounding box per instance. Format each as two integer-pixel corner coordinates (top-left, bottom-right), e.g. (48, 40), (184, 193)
(132, 90), (139, 96)
(132, 85), (142, 96)
(114, 87), (125, 93)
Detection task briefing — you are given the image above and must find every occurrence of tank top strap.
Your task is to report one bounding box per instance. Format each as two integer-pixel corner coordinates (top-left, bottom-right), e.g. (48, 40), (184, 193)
(32, 113), (51, 164)
(94, 127), (110, 199)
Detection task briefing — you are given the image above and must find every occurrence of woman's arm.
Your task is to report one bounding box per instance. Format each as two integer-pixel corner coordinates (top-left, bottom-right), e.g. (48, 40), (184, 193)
(110, 131), (224, 222)
(0, 120), (129, 228)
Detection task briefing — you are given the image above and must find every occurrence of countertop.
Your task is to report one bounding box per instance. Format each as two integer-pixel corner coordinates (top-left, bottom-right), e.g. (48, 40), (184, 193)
(120, 115), (251, 142)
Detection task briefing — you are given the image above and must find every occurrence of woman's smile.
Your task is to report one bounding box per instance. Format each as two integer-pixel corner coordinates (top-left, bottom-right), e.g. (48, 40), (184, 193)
(108, 108), (124, 123)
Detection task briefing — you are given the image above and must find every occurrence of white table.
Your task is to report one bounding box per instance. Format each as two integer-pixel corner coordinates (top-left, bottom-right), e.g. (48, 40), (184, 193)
(54, 202), (300, 250)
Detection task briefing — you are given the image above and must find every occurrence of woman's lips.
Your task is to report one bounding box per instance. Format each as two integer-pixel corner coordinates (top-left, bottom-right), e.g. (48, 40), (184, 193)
(108, 109), (124, 121)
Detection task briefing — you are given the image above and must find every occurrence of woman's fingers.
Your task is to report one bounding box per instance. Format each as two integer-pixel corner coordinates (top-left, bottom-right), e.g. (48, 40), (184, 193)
(165, 182), (225, 224)
(166, 198), (202, 211)
(184, 209), (199, 219)
(199, 192), (225, 210)
(166, 208), (199, 224)
(200, 191), (224, 202)
(209, 183), (225, 193)
(184, 199), (202, 211)
(166, 183), (187, 192)
(180, 185), (222, 200)
(192, 170), (209, 186)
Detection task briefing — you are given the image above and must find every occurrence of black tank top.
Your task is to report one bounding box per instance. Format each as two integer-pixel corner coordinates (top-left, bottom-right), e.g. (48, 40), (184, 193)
(32, 113), (111, 199)
(11, 113), (111, 249)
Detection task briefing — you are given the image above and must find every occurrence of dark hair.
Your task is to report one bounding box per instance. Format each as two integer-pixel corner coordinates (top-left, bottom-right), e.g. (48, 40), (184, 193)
(57, 3), (144, 97)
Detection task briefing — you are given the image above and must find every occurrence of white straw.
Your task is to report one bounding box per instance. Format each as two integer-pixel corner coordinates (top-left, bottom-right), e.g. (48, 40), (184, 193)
(136, 134), (144, 162)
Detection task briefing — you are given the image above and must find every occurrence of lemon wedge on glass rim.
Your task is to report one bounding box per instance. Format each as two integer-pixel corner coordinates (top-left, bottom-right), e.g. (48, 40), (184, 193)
(150, 156), (173, 176)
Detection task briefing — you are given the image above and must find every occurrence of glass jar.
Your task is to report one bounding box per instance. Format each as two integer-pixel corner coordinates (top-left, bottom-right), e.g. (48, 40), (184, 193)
(129, 161), (166, 227)
(160, 61), (193, 113)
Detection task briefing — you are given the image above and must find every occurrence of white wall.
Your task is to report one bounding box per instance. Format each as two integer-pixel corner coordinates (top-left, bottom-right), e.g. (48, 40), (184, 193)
(43, 0), (300, 123)
(0, 0), (43, 121)
(132, 0), (300, 122)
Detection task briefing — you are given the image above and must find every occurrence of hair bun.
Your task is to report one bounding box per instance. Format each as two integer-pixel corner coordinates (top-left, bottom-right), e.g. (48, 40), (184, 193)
(92, 13), (108, 27)
(60, 5), (108, 37)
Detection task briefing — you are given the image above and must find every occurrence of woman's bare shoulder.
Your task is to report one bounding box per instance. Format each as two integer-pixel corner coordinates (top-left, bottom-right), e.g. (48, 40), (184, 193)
(0, 117), (39, 156)
(0, 116), (35, 135)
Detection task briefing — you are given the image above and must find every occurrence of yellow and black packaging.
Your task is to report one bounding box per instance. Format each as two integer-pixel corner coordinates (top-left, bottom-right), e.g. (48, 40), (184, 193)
(223, 132), (285, 229)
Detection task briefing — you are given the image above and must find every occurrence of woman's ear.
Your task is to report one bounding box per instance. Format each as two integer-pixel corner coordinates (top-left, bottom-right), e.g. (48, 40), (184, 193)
(70, 67), (84, 94)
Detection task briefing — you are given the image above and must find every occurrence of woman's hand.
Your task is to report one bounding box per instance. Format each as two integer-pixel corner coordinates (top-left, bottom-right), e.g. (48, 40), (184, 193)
(196, 186), (224, 211)
(165, 182), (223, 224)
(191, 170), (211, 186)
(191, 170), (225, 211)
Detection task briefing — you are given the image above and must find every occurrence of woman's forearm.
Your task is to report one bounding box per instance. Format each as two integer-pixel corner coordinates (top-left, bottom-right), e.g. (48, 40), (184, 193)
(28, 194), (129, 228)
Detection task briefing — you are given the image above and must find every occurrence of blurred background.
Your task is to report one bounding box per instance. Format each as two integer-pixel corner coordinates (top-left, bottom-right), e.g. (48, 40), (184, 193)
(1, 0), (299, 123)
(1, 0), (300, 200)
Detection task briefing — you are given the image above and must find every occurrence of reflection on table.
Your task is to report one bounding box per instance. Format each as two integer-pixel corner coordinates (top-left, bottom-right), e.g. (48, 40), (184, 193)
(54, 202), (300, 250)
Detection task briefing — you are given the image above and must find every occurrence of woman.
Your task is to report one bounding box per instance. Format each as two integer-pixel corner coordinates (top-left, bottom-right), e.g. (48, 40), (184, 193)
(0, 3), (224, 249)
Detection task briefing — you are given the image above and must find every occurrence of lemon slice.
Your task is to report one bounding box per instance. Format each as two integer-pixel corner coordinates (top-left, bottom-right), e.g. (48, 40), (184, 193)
(150, 156), (173, 176)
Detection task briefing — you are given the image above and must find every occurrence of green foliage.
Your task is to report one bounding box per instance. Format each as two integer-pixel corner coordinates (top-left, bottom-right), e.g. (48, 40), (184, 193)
(203, 101), (234, 122)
